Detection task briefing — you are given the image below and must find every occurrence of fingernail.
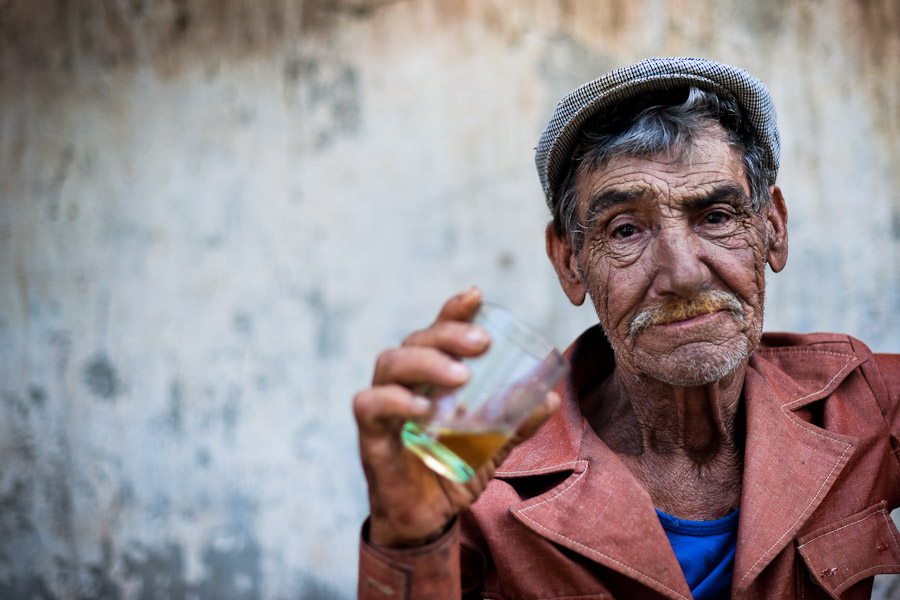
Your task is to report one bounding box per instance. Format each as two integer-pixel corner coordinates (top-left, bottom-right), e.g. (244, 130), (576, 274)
(465, 326), (489, 345)
(412, 396), (432, 410)
(448, 361), (470, 380)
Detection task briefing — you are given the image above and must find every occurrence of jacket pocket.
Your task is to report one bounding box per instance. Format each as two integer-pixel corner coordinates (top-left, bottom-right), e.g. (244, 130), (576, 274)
(797, 501), (900, 599)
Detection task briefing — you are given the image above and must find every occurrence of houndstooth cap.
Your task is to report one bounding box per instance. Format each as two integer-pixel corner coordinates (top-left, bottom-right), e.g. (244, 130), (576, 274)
(535, 57), (780, 210)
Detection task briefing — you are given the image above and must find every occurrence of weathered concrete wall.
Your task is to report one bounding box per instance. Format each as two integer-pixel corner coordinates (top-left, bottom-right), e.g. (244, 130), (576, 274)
(0, 1), (898, 598)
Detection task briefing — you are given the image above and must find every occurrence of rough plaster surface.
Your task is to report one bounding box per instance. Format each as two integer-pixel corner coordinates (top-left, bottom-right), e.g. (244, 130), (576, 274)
(0, 1), (898, 598)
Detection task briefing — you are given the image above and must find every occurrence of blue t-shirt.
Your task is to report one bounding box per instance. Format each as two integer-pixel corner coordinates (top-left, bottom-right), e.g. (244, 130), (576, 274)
(656, 508), (740, 600)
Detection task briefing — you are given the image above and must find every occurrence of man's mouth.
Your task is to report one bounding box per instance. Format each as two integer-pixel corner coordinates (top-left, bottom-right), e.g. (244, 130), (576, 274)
(628, 291), (745, 339)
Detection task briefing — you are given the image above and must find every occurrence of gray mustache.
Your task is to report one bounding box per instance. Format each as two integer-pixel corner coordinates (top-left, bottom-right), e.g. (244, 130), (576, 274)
(628, 291), (745, 338)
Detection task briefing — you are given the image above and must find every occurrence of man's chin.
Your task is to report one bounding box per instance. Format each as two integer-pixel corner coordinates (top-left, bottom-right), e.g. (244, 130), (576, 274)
(633, 342), (752, 387)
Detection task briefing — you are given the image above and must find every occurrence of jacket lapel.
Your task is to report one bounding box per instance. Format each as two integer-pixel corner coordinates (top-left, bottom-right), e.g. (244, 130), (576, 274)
(732, 349), (863, 596)
(494, 327), (865, 599)
(495, 372), (693, 600)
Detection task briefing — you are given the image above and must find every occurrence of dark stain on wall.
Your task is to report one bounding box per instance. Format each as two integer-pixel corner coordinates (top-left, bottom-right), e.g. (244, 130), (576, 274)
(120, 528), (262, 600)
(233, 311), (253, 337)
(849, 0), (900, 243)
(66, 541), (124, 600)
(1, 396), (41, 589)
(298, 0), (404, 34)
(196, 447), (211, 467)
(46, 451), (76, 550)
(148, 493), (172, 521)
(298, 572), (344, 600)
(0, 0), (400, 82)
(167, 378), (184, 434)
(497, 251), (515, 271)
(0, 534), (265, 600)
(4, 390), (29, 420)
(0, 477), (35, 556)
(2, 1), (367, 154)
(28, 384), (47, 409)
(539, 33), (615, 106)
(173, 0), (191, 37)
(303, 288), (349, 359)
(3, 424), (36, 467)
(222, 385), (241, 437)
(307, 64), (361, 149)
(852, 0), (900, 71)
(123, 543), (192, 600)
(195, 530), (262, 600)
(44, 145), (75, 221)
(0, 575), (55, 600)
(118, 479), (137, 507)
(283, 54), (362, 150)
(83, 354), (120, 401)
(293, 418), (321, 460)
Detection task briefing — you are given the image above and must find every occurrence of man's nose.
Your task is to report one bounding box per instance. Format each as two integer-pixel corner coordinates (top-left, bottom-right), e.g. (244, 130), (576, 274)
(648, 224), (710, 298)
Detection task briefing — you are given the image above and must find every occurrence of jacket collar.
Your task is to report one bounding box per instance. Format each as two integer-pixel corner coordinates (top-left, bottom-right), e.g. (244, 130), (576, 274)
(732, 344), (863, 596)
(492, 326), (864, 599)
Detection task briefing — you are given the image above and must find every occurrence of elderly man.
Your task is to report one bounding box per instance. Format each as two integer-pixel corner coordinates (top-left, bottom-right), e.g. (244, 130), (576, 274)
(353, 58), (900, 599)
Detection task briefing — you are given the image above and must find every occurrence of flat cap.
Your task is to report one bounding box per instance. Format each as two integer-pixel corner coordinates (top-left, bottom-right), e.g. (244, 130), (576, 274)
(535, 57), (780, 210)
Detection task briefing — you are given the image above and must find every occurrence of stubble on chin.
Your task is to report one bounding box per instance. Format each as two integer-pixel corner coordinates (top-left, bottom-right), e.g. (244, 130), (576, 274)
(611, 290), (757, 386)
(650, 340), (751, 386)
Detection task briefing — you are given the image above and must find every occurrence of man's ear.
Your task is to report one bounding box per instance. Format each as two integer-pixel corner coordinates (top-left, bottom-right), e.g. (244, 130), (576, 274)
(546, 223), (587, 306)
(765, 185), (789, 273)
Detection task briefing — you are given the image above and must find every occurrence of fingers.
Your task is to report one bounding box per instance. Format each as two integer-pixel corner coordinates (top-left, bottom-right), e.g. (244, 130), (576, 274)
(372, 346), (471, 387)
(435, 286), (483, 323)
(353, 384), (432, 435)
(373, 287), (490, 386)
(402, 320), (490, 357)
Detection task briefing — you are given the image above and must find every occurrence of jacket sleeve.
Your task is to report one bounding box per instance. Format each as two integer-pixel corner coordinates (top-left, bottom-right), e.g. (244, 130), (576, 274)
(358, 518), (462, 600)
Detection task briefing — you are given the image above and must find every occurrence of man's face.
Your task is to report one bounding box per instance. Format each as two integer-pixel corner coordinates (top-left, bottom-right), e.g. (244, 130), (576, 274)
(569, 127), (782, 386)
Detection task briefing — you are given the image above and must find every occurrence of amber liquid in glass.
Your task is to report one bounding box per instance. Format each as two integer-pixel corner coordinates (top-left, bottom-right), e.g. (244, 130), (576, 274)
(433, 428), (510, 471)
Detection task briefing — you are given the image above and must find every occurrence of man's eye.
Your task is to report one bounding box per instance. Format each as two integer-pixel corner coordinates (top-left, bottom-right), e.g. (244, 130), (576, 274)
(704, 211), (729, 224)
(613, 224), (637, 238)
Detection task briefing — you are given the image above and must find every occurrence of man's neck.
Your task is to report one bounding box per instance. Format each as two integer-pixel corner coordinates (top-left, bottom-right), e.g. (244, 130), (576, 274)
(581, 361), (748, 519)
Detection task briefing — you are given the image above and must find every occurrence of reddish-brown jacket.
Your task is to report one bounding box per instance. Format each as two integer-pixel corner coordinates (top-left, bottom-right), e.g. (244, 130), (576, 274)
(360, 330), (900, 600)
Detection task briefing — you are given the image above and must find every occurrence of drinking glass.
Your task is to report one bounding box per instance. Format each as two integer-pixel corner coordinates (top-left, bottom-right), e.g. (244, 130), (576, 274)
(401, 302), (569, 482)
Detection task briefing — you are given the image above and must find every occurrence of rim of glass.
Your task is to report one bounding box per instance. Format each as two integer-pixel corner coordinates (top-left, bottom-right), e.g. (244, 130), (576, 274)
(474, 301), (562, 360)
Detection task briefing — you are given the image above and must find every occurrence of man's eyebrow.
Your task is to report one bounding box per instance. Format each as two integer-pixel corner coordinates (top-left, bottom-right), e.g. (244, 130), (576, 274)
(581, 182), (751, 230)
(584, 189), (644, 221)
(682, 183), (750, 210)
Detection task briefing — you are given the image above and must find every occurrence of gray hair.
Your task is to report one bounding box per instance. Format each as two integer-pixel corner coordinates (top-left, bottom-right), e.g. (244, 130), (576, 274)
(551, 87), (773, 254)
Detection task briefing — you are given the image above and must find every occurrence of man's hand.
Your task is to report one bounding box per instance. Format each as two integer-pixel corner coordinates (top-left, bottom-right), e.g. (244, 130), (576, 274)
(353, 287), (560, 547)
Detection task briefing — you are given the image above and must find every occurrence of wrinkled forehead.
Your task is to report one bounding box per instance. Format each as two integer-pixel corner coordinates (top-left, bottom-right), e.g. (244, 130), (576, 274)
(574, 126), (753, 209)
